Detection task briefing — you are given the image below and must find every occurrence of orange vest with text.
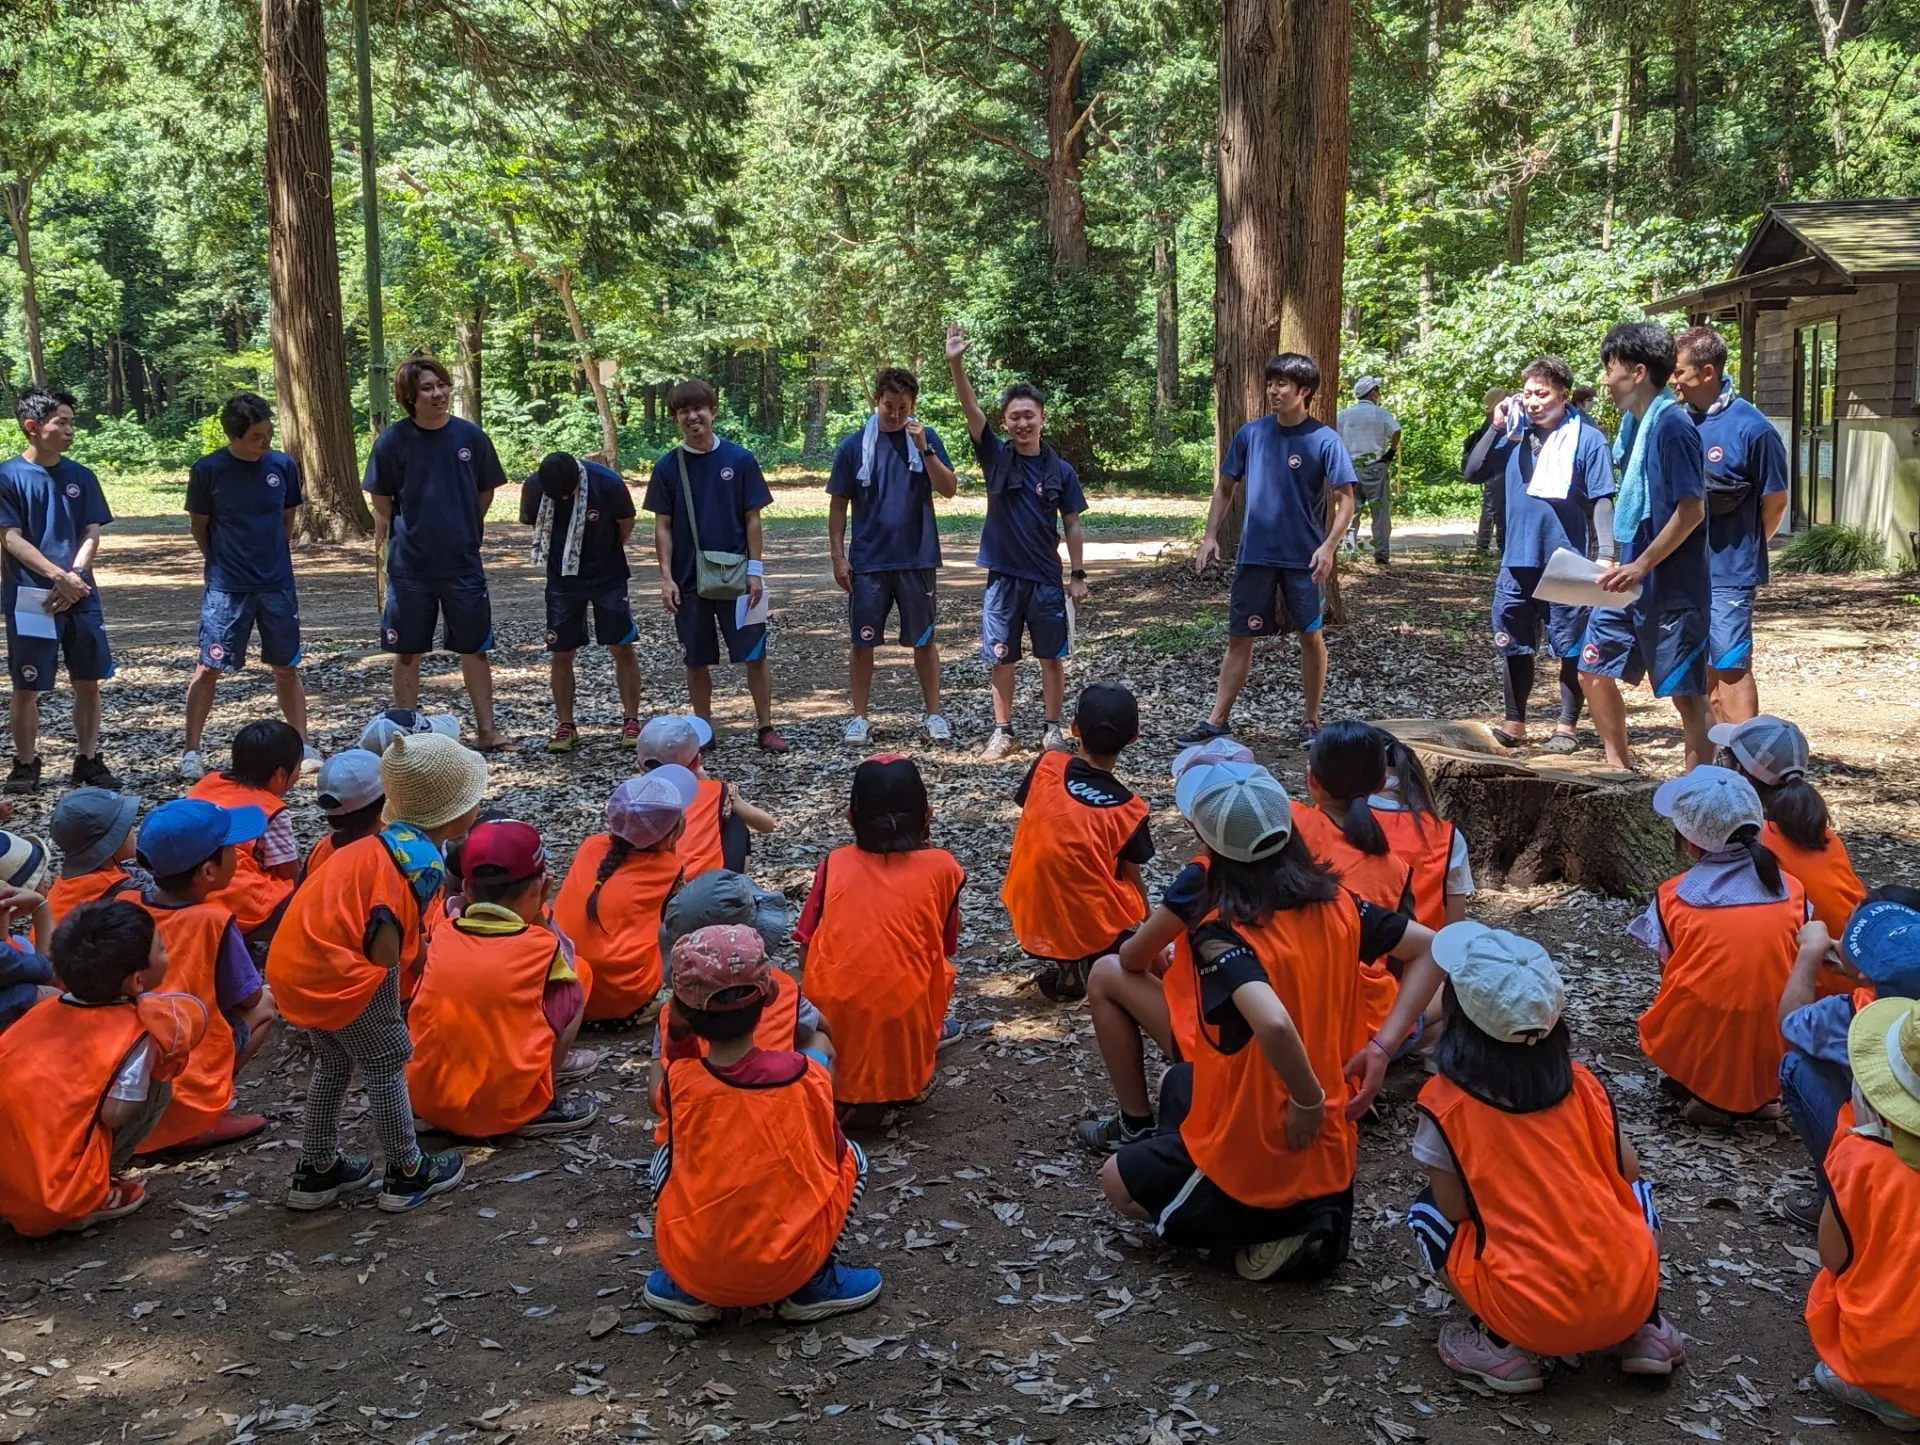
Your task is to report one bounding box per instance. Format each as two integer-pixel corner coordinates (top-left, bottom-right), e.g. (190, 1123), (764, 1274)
(551, 835), (682, 1021)
(652, 969), (805, 1145)
(1375, 808), (1458, 931)
(1178, 895), (1367, 1210)
(1163, 855), (1211, 1062)
(1766, 823), (1865, 997)
(656, 1052), (860, 1307)
(188, 775), (295, 932)
(676, 778), (728, 881)
(1806, 1129), (1920, 1415)
(1639, 874), (1804, 1115)
(1419, 1066), (1661, 1356)
(1290, 802), (1411, 1034)
(267, 836), (424, 1031)
(407, 916), (558, 1136)
(802, 844), (963, 1105)
(47, 866), (132, 928)
(132, 900), (240, 1153)
(1001, 751), (1149, 961)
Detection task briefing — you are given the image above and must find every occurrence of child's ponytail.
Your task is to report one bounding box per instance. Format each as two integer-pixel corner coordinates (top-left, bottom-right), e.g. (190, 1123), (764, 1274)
(1375, 728), (1439, 839)
(1730, 822), (1784, 895)
(1755, 773), (1831, 852)
(1310, 721), (1390, 857)
(586, 836), (634, 926)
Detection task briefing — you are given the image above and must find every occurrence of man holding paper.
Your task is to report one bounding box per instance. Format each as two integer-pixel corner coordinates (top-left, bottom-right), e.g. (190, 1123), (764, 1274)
(0, 387), (116, 794)
(1577, 322), (1714, 773)
(1464, 356), (1615, 753)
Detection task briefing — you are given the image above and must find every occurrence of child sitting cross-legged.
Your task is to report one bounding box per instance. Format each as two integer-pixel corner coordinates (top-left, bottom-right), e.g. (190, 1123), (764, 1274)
(645, 924), (878, 1324)
(1407, 921), (1683, 1394)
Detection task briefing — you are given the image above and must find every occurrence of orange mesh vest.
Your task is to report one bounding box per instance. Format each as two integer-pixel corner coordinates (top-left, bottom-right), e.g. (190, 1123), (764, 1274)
(652, 970), (804, 1145)
(188, 775), (295, 932)
(1178, 896), (1367, 1210)
(1163, 855), (1211, 1062)
(1766, 824), (1865, 997)
(1419, 1066), (1662, 1356)
(802, 844), (963, 1105)
(551, 835), (683, 1022)
(676, 778), (728, 880)
(656, 1053), (859, 1307)
(1001, 752), (1149, 961)
(1639, 875), (1804, 1115)
(47, 866), (131, 928)
(267, 836), (423, 1031)
(1375, 808), (1457, 931)
(132, 901), (240, 1153)
(1806, 1130), (1920, 1415)
(408, 916), (558, 1136)
(0, 997), (149, 1236)
(302, 833), (339, 882)
(1290, 802), (1411, 1035)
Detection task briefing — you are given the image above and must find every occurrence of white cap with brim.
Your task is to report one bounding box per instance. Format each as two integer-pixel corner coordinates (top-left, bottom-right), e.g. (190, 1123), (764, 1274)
(316, 748), (385, 817)
(1354, 375), (1384, 398)
(638, 714), (713, 767)
(1707, 714), (1812, 786)
(1433, 921), (1565, 1044)
(1652, 764), (1765, 852)
(1175, 761), (1293, 863)
(1172, 736), (1256, 781)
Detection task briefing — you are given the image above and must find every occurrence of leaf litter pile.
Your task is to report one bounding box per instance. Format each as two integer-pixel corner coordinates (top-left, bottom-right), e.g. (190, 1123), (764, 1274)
(1, 524), (1915, 1445)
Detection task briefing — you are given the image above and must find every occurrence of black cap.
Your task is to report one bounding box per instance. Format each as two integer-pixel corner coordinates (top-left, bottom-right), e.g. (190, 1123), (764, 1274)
(1075, 683), (1139, 756)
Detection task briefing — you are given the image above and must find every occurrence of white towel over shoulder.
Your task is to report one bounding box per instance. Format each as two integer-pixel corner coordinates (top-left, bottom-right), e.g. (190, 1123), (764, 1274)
(1525, 414), (1579, 501)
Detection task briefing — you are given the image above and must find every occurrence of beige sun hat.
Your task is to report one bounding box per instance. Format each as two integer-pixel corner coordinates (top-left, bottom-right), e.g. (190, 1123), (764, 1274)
(380, 732), (488, 830)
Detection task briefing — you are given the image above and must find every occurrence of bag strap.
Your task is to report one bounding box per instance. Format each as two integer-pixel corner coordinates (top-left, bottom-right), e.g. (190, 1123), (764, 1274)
(677, 448), (703, 554)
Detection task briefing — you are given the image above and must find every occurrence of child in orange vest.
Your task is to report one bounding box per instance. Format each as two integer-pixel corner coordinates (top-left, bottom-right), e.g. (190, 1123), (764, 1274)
(1407, 921), (1683, 1393)
(48, 787), (143, 925)
(552, 766), (695, 1029)
(638, 714), (775, 879)
(1371, 731), (1474, 929)
(1632, 765), (1826, 1126)
(794, 755), (964, 1114)
(1002, 683), (1152, 1002)
(1098, 760), (1442, 1280)
(0, 831), (54, 1032)
(130, 798), (280, 1154)
(1803, 996), (1920, 1430)
(644, 924), (878, 1324)
(0, 900), (207, 1235)
(268, 732), (484, 1213)
(408, 820), (598, 1138)
(304, 749), (384, 880)
(188, 719), (302, 957)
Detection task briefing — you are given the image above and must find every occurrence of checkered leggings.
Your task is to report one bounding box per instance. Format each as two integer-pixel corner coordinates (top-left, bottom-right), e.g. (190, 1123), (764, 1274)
(299, 970), (422, 1173)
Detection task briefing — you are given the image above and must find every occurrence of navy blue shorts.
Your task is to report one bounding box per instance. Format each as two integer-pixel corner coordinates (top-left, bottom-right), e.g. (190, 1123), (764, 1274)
(1229, 564), (1322, 637)
(1492, 566), (1587, 659)
(381, 571), (494, 656)
(546, 587), (638, 653)
(201, 586), (302, 670)
(1578, 602), (1709, 697)
(675, 593), (766, 669)
(1709, 585), (1755, 673)
(6, 593), (112, 690)
(981, 573), (1068, 665)
(849, 568), (938, 648)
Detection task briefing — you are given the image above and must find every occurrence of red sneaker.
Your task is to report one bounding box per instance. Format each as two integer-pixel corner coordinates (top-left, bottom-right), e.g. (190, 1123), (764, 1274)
(757, 725), (791, 754)
(65, 1177), (147, 1231)
(546, 723), (580, 755)
(622, 717), (641, 744)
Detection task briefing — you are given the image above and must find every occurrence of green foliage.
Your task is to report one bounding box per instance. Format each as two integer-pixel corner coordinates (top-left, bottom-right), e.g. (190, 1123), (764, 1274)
(1134, 609), (1226, 655)
(1776, 524), (1887, 575)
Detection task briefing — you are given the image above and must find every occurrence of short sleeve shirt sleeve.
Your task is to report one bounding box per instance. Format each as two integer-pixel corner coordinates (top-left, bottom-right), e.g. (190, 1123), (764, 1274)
(1221, 423), (1251, 482)
(186, 458), (214, 516)
(471, 429), (508, 494)
(825, 434), (860, 499)
(282, 455), (304, 509)
(1058, 460), (1087, 516)
(1118, 818), (1155, 867)
(1322, 431), (1358, 487)
(519, 477), (542, 526)
(1160, 861), (1211, 923)
(1354, 897), (1410, 963)
(737, 449), (772, 511)
(1780, 994), (1853, 1066)
(108, 1037), (155, 1103)
(642, 456), (675, 516)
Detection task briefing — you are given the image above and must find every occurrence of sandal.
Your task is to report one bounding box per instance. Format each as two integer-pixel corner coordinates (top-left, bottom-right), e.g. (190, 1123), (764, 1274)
(1540, 731), (1579, 755)
(1489, 727), (1528, 749)
(1034, 958), (1088, 1003)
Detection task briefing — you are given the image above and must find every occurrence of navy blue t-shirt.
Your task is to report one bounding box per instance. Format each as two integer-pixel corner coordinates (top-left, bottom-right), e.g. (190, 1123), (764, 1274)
(186, 447), (302, 594)
(827, 424), (951, 573)
(1622, 405), (1710, 613)
(1493, 414), (1616, 568)
(971, 426), (1087, 585)
(364, 417), (506, 580)
(518, 459), (635, 595)
(642, 439), (772, 594)
(1221, 416), (1356, 570)
(0, 455), (112, 604)
(1696, 397), (1789, 589)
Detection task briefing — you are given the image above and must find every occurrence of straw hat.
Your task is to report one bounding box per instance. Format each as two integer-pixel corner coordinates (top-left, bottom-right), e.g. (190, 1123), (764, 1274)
(1848, 996), (1920, 1169)
(380, 733), (488, 830)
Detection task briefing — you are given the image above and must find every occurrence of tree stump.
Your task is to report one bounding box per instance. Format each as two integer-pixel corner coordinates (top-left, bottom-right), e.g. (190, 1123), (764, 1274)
(1374, 719), (1676, 900)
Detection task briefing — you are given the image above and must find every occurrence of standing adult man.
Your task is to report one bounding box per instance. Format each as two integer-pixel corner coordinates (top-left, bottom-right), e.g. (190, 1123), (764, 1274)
(827, 368), (957, 745)
(521, 450), (642, 752)
(1336, 376), (1400, 565)
(1671, 326), (1790, 725)
(0, 386), (116, 792)
(944, 322), (1090, 758)
(1179, 353), (1356, 748)
(1578, 323), (1714, 773)
(1465, 389), (1510, 555)
(365, 356), (507, 751)
(643, 380), (787, 753)
(1463, 357), (1615, 752)
(180, 392), (319, 781)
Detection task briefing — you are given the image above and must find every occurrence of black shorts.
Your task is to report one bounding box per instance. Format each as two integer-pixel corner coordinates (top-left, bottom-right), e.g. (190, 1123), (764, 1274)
(382, 571), (493, 656)
(849, 568), (938, 648)
(546, 587), (638, 653)
(674, 593), (767, 669)
(1114, 1063), (1354, 1260)
(1228, 564), (1323, 637)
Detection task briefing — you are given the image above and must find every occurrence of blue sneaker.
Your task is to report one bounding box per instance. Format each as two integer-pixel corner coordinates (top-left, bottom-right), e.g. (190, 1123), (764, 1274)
(776, 1263), (883, 1322)
(377, 1148), (465, 1213)
(938, 1017), (963, 1049)
(644, 1268), (719, 1324)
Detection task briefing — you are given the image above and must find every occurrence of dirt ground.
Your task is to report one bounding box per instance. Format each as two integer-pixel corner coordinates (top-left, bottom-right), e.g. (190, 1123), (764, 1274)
(2, 490), (1916, 1445)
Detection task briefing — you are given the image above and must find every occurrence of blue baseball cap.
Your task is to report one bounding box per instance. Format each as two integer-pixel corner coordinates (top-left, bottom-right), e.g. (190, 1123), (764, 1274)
(136, 798), (268, 878)
(1842, 900), (1920, 998)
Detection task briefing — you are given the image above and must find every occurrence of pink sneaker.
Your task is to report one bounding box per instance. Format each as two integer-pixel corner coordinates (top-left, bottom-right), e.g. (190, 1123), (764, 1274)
(1437, 1320), (1545, 1394)
(1618, 1314), (1687, 1376)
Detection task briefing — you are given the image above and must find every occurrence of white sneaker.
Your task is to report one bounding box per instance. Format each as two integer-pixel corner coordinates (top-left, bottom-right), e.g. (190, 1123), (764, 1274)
(924, 714), (952, 743)
(300, 744), (323, 775)
(1042, 723), (1068, 753)
(844, 716), (871, 745)
(177, 749), (206, 782)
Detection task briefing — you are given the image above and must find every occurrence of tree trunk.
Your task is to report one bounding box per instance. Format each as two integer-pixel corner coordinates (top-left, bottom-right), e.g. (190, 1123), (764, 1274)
(553, 266), (618, 464)
(128, 347), (148, 421)
(1601, 66), (1627, 250)
(1671, 5), (1698, 210)
(1418, 0), (1441, 337)
(805, 352), (830, 457)
(1627, 41), (1647, 138)
(528, 317), (542, 400)
(643, 382), (657, 431)
(1809, 0), (1848, 169)
(1043, 22), (1092, 273)
(262, 0), (367, 540)
(1, 179), (47, 387)
(106, 335), (124, 416)
(757, 349), (781, 436)
(1153, 229), (1180, 446)
(454, 300), (485, 425)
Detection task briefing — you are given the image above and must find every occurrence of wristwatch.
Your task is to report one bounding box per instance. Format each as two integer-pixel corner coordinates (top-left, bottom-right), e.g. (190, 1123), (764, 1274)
(1069, 568), (1087, 581)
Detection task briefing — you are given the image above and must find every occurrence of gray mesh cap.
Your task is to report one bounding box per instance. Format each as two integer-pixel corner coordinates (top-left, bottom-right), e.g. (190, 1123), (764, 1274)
(638, 714), (713, 767)
(1652, 764), (1765, 852)
(1707, 714), (1811, 786)
(1174, 760), (1293, 862)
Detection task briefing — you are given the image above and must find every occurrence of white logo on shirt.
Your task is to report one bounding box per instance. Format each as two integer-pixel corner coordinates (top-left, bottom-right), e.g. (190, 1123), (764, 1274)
(64, 482), (81, 498)
(1287, 454), (1303, 470)
(1707, 445), (1725, 464)
(266, 472), (283, 489)
(720, 467), (736, 482)
(586, 509), (600, 522)
(457, 447), (473, 462)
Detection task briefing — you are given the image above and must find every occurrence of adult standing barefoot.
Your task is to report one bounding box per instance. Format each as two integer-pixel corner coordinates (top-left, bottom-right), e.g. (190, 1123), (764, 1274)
(365, 357), (508, 751)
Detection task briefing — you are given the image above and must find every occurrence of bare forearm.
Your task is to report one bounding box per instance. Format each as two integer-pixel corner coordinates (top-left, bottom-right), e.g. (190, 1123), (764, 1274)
(1063, 515), (1085, 573)
(746, 510), (764, 562)
(72, 526), (100, 572)
(925, 454), (957, 499)
(948, 357), (987, 439)
(1203, 478), (1237, 541)
(653, 517), (674, 576)
(1119, 906), (1184, 972)
(828, 498), (849, 562)
(1634, 495), (1704, 570)
(1761, 492), (1789, 539)
(1326, 487), (1357, 543)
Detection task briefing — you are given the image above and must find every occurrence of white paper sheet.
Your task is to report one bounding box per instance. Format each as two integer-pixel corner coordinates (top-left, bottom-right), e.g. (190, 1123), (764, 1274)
(736, 581), (770, 629)
(11, 587), (57, 640)
(1533, 546), (1642, 608)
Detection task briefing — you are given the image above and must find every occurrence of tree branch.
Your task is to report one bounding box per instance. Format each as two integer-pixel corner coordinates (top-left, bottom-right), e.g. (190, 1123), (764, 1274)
(955, 114), (1045, 174)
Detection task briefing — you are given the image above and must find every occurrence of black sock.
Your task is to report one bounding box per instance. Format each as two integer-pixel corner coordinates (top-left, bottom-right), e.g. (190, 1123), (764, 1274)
(1500, 654), (1535, 723)
(1044, 717), (1061, 727)
(1121, 1111), (1154, 1133)
(1557, 656), (1583, 728)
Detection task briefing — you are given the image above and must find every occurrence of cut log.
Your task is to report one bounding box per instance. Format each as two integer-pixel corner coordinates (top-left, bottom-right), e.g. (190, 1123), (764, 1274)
(1374, 719), (1677, 900)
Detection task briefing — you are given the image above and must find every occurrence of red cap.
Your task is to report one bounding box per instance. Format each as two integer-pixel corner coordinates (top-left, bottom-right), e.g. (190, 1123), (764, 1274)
(670, 924), (772, 1011)
(461, 819), (546, 884)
